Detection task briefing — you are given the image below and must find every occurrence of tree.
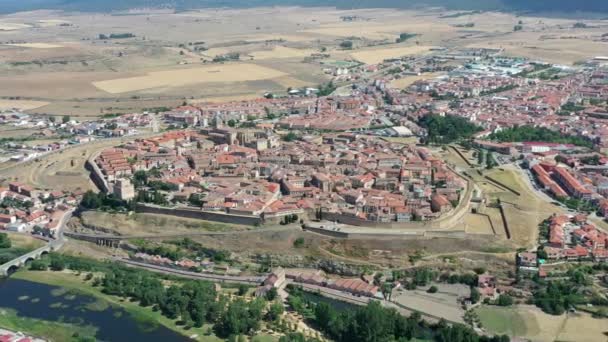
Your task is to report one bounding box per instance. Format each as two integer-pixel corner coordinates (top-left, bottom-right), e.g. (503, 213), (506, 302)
(266, 287), (278, 301)
(0, 233), (11, 249)
(29, 259), (47, 271)
(293, 237), (305, 248)
(62, 115), (71, 124)
(81, 190), (102, 209)
(237, 284), (249, 296)
(470, 286), (481, 304)
(266, 301), (284, 322)
(418, 114), (482, 144)
(339, 40), (353, 49)
(50, 258), (66, 271)
(497, 294), (514, 306)
(227, 119), (237, 128)
(488, 125), (592, 148)
(427, 285), (438, 293)
(283, 132), (298, 142)
(48, 116), (56, 123)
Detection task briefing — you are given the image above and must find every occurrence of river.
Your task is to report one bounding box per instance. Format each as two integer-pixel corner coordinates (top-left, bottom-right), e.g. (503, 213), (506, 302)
(0, 278), (188, 342)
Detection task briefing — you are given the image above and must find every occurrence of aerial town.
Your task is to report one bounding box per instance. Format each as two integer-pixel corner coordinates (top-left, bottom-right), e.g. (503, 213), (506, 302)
(1, 3), (608, 342)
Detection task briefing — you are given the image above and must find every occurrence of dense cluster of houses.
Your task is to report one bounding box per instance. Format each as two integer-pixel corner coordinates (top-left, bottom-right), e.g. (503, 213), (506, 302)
(517, 214), (608, 276)
(0, 111), (152, 163)
(94, 126), (464, 223)
(0, 182), (76, 236)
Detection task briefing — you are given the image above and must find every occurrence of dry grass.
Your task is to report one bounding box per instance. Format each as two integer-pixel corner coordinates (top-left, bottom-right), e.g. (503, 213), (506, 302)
(0, 99), (50, 110)
(0, 136), (147, 191)
(463, 213), (494, 235)
(485, 168), (565, 247)
(556, 313), (608, 342)
(349, 45), (433, 64)
(4, 43), (64, 49)
(92, 64), (288, 94)
(77, 211), (248, 236)
(4, 232), (45, 250)
(249, 46), (314, 60)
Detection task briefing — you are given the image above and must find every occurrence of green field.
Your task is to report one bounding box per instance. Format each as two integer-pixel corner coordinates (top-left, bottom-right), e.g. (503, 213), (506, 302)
(475, 306), (537, 337)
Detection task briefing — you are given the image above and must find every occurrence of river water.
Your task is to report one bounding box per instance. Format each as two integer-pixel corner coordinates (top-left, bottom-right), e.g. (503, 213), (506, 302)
(0, 278), (188, 342)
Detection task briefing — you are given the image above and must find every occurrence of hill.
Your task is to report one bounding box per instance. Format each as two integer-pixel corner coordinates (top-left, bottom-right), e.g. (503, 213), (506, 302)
(1, 0), (608, 14)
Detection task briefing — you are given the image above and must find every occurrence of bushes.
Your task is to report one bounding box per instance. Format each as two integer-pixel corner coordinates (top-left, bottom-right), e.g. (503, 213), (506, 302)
(293, 237), (305, 248)
(29, 260), (47, 271)
(497, 294), (514, 307)
(0, 233), (11, 249)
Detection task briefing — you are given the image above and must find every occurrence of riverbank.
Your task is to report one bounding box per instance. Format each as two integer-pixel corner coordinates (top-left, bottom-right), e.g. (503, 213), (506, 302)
(11, 270), (215, 341)
(0, 307), (97, 341)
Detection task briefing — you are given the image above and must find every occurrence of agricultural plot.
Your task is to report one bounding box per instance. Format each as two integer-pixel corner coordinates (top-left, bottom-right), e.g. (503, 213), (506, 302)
(92, 64), (289, 94)
(349, 45), (433, 64)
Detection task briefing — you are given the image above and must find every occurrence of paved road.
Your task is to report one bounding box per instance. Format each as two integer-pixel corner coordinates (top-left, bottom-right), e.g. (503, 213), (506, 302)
(117, 258), (264, 285)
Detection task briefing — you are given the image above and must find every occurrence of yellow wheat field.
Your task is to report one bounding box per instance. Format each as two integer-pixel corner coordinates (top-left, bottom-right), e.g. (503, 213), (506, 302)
(92, 64), (288, 94)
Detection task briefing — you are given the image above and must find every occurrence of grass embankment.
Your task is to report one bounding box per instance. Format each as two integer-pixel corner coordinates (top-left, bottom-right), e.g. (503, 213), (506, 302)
(5, 233), (45, 250)
(12, 270), (216, 341)
(475, 306), (536, 337)
(0, 307), (97, 342)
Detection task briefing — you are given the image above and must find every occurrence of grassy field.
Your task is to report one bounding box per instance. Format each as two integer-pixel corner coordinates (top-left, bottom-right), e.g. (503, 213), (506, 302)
(476, 306), (537, 337)
(477, 305), (608, 342)
(0, 307), (97, 342)
(78, 211), (249, 236)
(5, 233), (45, 250)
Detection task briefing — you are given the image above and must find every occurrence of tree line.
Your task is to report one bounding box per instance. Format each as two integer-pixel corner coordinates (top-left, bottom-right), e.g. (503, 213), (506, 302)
(286, 285), (509, 342)
(488, 126), (593, 148)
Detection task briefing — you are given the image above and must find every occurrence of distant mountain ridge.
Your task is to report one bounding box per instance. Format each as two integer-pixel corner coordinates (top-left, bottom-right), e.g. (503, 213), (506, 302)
(1, 0), (608, 14)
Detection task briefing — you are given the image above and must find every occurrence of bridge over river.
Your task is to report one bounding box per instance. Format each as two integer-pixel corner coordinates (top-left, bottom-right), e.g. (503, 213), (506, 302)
(0, 211), (72, 276)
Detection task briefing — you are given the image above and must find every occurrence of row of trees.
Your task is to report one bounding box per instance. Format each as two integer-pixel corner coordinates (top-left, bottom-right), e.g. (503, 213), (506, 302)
(80, 190), (133, 211)
(287, 285), (509, 342)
